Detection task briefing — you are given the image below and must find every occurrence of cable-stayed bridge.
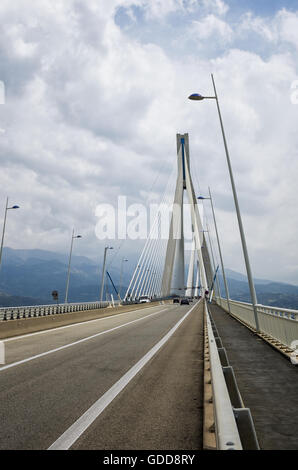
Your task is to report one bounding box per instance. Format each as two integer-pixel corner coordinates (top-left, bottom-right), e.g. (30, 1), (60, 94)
(125, 133), (213, 302)
(1, 133), (298, 452)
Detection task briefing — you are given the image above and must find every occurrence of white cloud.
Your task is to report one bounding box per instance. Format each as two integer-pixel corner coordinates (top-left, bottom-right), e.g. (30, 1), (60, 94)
(191, 14), (233, 42)
(116, 0), (229, 22)
(143, 0), (184, 18)
(0, 0), (298, 288)
(202, 0), (229, 16)
(238, 12), (277, 42)
(277, 9), (298, 49)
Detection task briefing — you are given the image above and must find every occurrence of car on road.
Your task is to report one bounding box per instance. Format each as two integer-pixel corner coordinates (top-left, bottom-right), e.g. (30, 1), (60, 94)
(139, 295), (151, 303)
(173, 298), (180, 304)
(180, 298), (189, 305)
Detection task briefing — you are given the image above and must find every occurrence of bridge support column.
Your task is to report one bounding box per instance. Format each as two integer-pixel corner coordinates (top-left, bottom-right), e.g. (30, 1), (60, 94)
(161, 133), (212, 298)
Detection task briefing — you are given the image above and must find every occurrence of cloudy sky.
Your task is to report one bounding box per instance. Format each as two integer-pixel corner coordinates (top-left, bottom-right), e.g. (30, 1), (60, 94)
(1, 0), (298, 285)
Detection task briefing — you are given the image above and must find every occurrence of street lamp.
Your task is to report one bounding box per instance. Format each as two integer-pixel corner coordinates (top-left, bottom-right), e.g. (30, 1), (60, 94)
(100, 246), (113, 303)
(65, 229), (82, 303)
(189, 74), (260, 332)
(119, 258), (128, 301)
(0, 197), (20, 273)
(198, 188), (231, 314)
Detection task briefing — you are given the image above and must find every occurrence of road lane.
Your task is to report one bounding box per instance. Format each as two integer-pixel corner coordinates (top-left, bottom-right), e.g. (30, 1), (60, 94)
(0, 302), (198, 450)
(1, 304), (170, 365)
(48, 301), (201, 450)
(71, 299), (204, 450)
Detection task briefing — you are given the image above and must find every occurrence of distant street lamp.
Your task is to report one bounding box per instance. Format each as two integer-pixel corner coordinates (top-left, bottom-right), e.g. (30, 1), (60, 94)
(100, 246), (113, 303)
(119, 258), (128, 301)
(189, 74), (260, 332)
(202, 223), (221, 301)
(65, 229), (82, 303)
(0, 197), (20, 273)
(198, 188), (231, 313)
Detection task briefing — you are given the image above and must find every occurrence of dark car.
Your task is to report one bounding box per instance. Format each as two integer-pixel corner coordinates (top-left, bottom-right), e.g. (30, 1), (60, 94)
(173, 298), (180, 304)
(180, 298), (189, 305)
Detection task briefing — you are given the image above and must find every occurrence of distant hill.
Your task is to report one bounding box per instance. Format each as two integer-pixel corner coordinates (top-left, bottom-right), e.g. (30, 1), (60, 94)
(218, 271), (298, 310)
(0, 247), (129, 307)
(2, 247), (98, 267)
(0, 292), (49, 307)
(1, 247), (298, 310)
(224, 269), (273, 285)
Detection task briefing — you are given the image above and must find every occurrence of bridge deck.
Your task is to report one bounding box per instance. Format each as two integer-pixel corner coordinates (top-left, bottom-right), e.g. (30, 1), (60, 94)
(210, 303), (298, 450)
(0, 301), (204, 450)
(71, 300), (204, 450)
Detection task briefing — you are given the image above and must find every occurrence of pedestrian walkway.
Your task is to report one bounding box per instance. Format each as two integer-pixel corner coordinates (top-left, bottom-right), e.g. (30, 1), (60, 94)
(210, 303), (298, 450)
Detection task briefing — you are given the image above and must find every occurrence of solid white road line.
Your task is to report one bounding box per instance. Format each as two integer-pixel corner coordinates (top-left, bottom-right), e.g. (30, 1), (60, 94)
(3, 304), (165, 342)
(48, 301), (200, 450)
(0, 306), (170, 373)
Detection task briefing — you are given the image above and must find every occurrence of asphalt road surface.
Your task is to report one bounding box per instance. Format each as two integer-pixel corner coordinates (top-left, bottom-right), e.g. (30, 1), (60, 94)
(0, 300), (204, 450)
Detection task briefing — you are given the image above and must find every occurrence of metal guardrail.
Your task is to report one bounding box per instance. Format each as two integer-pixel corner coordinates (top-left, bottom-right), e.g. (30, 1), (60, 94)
(205, 301), (260, 450)
(0, 296), (173, 322)
(216, 297), (298, 359)
(205, 301), (243, 450)
(0, 301), (121, 321)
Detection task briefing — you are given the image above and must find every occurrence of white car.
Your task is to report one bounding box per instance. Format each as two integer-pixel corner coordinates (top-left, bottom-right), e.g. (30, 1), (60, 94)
(139, 295), (151, 303)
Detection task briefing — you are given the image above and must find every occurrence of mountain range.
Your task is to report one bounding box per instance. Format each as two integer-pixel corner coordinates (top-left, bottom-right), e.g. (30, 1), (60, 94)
(0, 247), (126, 306)
(218, 269), (298, 310)
(1, 248), (298, 310)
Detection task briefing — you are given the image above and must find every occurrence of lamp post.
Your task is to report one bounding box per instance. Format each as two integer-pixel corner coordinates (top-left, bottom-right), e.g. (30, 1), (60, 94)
(119, 258), (128, 301)
(198, 189), (231, 314)
(100, 246), (113, 303)
(65, 229), (82, 303)
(0, 197), (20, 273)
(189, 74), (260, 332)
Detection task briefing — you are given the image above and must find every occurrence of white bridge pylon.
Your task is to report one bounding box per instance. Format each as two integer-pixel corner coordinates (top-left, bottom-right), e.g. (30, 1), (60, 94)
(124, 133), (213, 301)
(161, 133), (212, 298)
